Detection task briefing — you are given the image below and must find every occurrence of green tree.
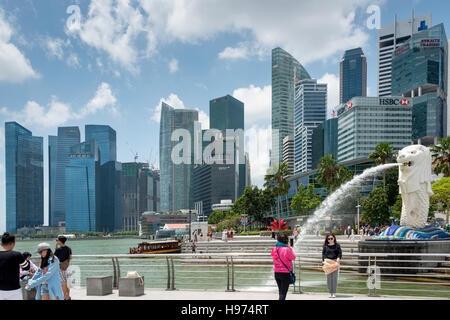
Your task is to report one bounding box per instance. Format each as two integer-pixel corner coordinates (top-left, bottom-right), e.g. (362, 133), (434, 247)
(368, 142), (395, 189)
(430, 137), (450, 177)
(233, 186), (263, 223)
(208, 211), (230, 225)
(290, 184), (322, 215)
(431, 177), (450, 224)
(264, 161), (291, 225)
(316, 154), (353, 194)
(360, 186), (391, 225)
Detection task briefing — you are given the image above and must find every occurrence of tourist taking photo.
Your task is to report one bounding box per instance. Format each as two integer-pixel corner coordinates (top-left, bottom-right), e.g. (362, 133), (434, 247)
(271, 233), (296, 300)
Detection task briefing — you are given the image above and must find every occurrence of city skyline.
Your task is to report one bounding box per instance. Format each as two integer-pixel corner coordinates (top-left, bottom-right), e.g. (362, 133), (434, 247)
(1, 0), (450, 232)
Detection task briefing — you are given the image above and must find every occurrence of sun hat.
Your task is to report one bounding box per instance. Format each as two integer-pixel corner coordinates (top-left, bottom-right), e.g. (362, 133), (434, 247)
(36, 242), (51, 253)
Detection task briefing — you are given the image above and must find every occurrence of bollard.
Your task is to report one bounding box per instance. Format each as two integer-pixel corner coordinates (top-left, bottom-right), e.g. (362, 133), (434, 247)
(170, 257), (176, 290)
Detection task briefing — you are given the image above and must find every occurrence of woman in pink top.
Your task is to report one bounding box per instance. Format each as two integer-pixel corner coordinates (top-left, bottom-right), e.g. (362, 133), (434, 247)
(271, 233), (296, 300)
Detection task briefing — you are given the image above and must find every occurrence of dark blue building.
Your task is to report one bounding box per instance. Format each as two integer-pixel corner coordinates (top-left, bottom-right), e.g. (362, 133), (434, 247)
(65, 140), (100, 232)
(53, 127), (80, 226)
(99, 161), (122, 232)
(340, 48), (367, 104)
(324, 118), (338, 160)
(5, 122), (43, 233)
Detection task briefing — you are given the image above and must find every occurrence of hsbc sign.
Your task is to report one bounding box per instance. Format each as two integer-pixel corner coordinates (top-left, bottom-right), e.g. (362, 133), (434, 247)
(379, 98), (411, 106)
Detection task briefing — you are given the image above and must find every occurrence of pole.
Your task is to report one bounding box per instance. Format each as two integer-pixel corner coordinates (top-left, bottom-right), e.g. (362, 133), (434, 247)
(189, 210), (192, 242)
(356, 204), (361, 235)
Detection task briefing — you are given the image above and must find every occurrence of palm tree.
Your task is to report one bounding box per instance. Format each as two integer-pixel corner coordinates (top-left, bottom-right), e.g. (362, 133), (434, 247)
(430, 137), (450, 177)
(264, 161), (291, 227)
(368, 142), (395, 188)
(316, 154), (353, 195)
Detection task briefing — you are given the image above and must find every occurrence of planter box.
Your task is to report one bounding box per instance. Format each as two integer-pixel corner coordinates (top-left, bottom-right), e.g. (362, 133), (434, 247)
(119, 277), (145, 297)
(21, 281), (36, 300)
(86, 276), (113, 296)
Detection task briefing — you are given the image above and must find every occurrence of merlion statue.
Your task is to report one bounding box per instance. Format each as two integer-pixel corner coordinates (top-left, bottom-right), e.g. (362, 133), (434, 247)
(397, 145), (433, 228)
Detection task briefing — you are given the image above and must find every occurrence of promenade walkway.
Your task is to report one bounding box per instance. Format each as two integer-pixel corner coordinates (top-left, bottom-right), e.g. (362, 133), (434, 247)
(69, 287), (442, 300)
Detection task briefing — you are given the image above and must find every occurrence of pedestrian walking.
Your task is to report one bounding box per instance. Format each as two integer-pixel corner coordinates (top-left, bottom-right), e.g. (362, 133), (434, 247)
(222, 229), (227, 242)
(271, 233), (296, 300)
(55, 235), (72, 300)
(322, 233), (342, 298)
(25, 243), (64, 300)
(0, 232), (29, 300)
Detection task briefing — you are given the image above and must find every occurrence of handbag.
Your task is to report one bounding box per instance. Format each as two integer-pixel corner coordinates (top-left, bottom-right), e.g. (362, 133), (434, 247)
(126, 271), (144, 286)
(322, 258), (339, 275)
(276, 248), (296, 285)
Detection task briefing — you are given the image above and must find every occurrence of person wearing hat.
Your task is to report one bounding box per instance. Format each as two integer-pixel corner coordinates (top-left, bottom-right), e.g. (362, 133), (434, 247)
(55, 235), (72, 300)
(25, 243), (63, 300)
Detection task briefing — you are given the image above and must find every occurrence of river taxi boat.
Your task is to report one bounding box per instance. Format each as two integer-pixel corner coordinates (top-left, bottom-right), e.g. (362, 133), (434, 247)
(129, 240), (182, 254)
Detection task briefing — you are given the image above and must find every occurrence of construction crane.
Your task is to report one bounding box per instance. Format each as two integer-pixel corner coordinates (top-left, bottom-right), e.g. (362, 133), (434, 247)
(125, 142), (138, 162)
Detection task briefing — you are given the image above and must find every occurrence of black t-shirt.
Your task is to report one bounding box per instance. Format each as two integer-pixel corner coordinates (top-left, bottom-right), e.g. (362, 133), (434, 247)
(55, 246), (72, 263)
(0, 250), (27, 290)
(322, 244), (342, 261)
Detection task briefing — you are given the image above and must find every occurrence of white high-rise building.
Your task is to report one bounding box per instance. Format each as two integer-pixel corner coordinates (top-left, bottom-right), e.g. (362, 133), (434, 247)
(377, 11), (432, 97)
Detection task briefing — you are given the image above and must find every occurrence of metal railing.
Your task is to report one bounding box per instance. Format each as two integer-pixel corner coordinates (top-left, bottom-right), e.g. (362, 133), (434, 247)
(67, 252), (450, 298)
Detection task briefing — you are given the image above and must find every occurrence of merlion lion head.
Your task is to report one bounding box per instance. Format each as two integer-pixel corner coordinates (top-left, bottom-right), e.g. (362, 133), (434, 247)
(397, 144), (433, 193)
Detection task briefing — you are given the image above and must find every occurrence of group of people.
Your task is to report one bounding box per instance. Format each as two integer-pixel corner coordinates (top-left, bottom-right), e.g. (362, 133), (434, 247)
(0, 232), (72, 300)
(271, 232), (341, 300)
(221, 227), (234, 242)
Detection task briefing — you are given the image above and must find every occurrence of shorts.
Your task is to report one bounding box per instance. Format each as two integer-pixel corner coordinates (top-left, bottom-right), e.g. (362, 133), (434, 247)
(60, 269), (71, 283)
(41, 284), (49, 296)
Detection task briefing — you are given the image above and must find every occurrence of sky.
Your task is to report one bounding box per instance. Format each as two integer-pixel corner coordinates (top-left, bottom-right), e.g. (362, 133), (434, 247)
(1, 0), (449, 232)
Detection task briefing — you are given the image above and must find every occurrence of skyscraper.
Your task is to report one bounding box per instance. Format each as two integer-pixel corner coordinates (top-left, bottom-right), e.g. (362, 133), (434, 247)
(340, 48), (367, 103)
(53, 126), (80, 226)
(377, 12), (432, 96)
(99, 161), (122, 232)
(282, 135), (294, 174)
(272, 47), (311, 164)
(391, 23), (448, 141)
(48, 135), (57, 225)
(85, 125), (117, 165)
(294, 79), (327, 174)
(5, 122), (43, 233)
(337, 97), (412, 163)
(159, 102), (198, 212)
(209, 95), (245, 197)
(65, 140), (99, 232)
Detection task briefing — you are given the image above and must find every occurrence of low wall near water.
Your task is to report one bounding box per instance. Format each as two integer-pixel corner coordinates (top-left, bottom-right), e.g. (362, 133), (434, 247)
(358, 239), (450, 274)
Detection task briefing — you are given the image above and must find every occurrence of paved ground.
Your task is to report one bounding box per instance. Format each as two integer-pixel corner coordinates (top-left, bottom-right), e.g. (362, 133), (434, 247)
(70, 287), (442, 300)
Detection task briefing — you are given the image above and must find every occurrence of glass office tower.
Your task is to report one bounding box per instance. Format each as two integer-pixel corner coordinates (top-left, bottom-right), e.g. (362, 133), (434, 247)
(99, 161), (122, 232)
(391, 23), (448, 140)
(272, 47), (311, 165)
(159, 102), (198, 212)
(337, 97), (412, 163)
(85, 125), (117, 165)
(5, 122), (43, 233)
(65, 140), (99, 232)
(340, 48), (367, 103)
(294, 79), (327, 174)
(53, 126), (80, 226)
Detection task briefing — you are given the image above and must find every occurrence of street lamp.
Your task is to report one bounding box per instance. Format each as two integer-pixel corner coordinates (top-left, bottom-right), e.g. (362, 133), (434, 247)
(189, 209), (192, 242)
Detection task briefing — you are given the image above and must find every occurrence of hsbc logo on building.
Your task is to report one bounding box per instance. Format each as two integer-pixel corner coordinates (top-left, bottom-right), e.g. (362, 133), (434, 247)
(346, 101), (353, 109)
(379, 98), (411, 106)
(399, 99), (410, 105)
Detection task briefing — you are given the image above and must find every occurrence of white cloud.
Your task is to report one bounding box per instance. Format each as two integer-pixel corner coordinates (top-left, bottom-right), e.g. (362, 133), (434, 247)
(44, 37), (68, 60)
(78, 82), (118, 118)
(1, 82), (118, 127)
(69, 0), (371, 72)
(66, 53), (81, 68)
(218, 42), (267, 61)
(0, 128), (4, 148)
(169, 58), (179, 73)
(318, 73), (340, 118)
(0, 7), (39, 83)
(151, 93), (209, 129)
(232, 85), (271, 125)
(244, 124), (272, 187)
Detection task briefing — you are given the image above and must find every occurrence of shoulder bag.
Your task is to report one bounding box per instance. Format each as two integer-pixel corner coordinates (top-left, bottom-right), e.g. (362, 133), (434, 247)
(276, 248), (296, 285)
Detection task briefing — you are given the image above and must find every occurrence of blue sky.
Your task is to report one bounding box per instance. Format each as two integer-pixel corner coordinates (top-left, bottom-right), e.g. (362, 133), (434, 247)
(1, 0), (449, 231)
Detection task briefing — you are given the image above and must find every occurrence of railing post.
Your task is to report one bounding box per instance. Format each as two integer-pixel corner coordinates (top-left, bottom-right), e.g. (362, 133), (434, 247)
(225, 256), (231, 292)
(170, 257), (176, 290)
(293, 257), (302, 294)
(112, 257), (120, 289)
(166, 257), (172, 290)
(230, 256), (236, 292)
